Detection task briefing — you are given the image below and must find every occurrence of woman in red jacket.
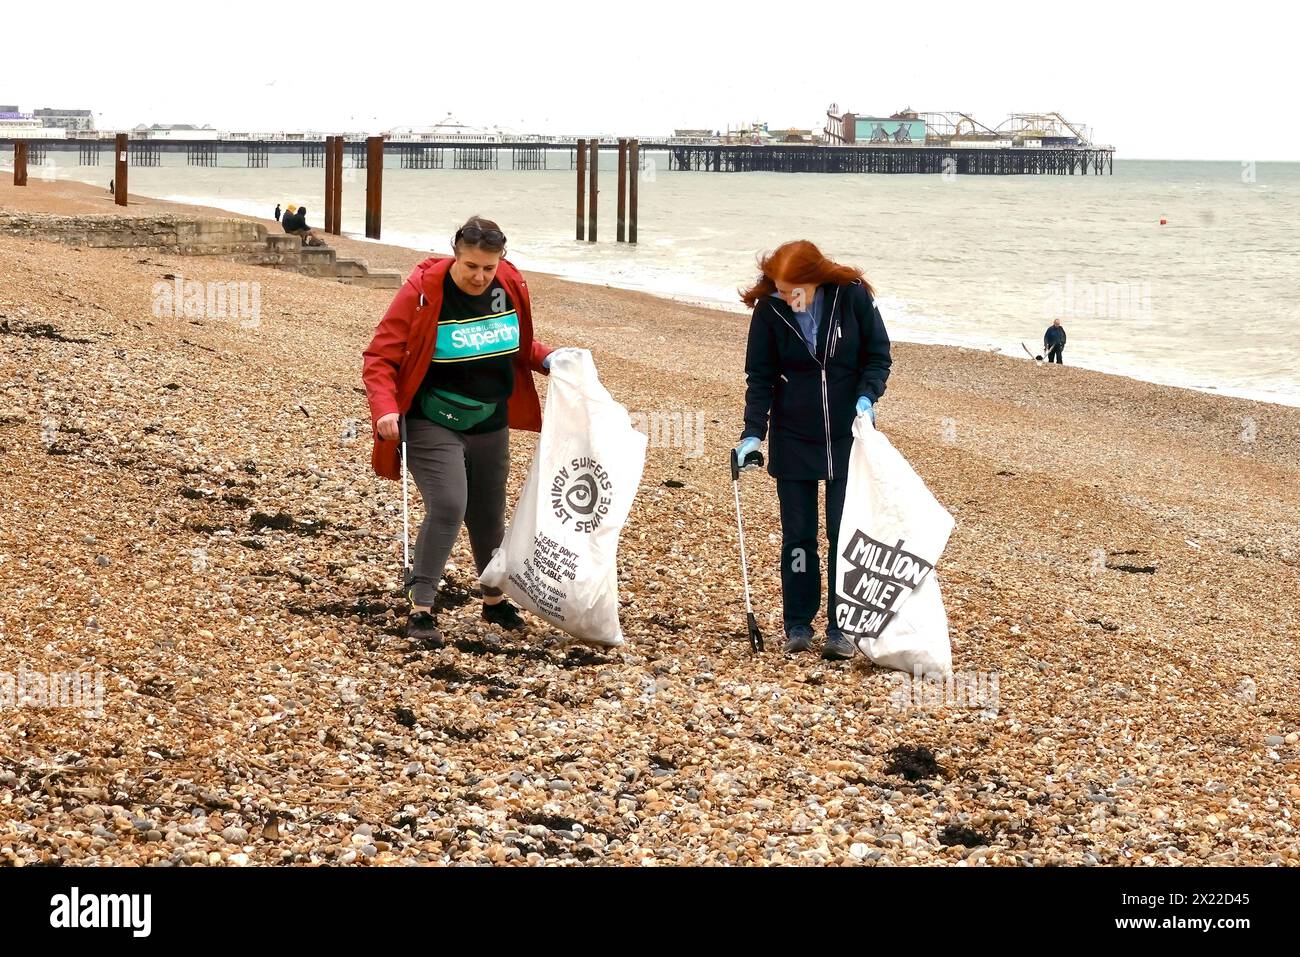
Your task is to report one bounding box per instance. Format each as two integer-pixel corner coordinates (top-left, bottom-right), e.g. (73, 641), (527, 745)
(362, 216), (568, 647)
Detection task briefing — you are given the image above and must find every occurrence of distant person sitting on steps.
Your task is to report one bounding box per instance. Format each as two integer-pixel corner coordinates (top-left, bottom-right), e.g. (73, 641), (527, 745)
(282, 204), (325, 247)
(1044, 318), (1066, 364)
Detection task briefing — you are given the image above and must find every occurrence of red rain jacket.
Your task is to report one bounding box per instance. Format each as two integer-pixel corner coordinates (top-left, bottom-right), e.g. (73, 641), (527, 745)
(361, 255), (554, 480)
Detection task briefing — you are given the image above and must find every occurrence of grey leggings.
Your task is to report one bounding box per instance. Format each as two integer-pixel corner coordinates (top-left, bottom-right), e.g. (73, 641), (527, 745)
(405, 417), (509, 608)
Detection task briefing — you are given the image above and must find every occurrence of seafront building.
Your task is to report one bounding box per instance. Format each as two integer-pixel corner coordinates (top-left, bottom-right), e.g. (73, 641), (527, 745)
(0, 110), (68, 139)
(32, 108), (95, 132)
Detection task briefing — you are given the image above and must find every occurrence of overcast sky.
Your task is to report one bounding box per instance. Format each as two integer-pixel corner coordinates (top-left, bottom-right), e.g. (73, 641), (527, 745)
(6, 0), (1295, 160)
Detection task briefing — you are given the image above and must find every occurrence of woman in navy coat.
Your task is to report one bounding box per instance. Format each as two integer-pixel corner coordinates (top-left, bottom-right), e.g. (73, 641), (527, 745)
(736, 241), (892, 658)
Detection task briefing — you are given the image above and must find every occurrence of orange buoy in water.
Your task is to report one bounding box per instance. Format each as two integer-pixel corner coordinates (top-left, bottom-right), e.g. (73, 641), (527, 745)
(1160, 218), (1167, 225)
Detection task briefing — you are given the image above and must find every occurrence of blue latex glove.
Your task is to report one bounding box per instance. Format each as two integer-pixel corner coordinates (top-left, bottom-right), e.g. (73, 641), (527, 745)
(856, 396), (875, 424)
(734, 436), (761, 461)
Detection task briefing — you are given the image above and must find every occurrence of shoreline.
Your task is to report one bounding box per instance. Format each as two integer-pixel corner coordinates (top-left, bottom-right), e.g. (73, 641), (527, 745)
(11, 171), (1299, 410)
(2, 175), (1298, 866)
(134, 189), (1300, 410)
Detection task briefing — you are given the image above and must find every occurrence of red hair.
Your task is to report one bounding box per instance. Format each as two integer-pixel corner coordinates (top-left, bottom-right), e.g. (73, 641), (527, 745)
(739, 240), (873, 308)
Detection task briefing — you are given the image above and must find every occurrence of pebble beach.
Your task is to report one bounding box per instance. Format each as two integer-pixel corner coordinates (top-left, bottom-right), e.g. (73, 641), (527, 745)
(1, 178), (1298, 867)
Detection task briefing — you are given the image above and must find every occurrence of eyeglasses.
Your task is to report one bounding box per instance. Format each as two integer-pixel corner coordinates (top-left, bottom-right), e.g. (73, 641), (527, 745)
(455, 224), (506, 248)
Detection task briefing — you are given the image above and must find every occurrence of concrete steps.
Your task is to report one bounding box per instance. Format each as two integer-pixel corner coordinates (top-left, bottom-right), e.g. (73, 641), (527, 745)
(330, 257), (402, 288)
(296, 245), (338, 277)
(337, 268), (403, 289)
(0, 212), (403, 289)
(260, 235), (402, 288)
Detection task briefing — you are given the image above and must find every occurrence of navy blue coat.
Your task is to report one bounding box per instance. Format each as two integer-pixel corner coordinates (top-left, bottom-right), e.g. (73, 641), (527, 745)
(741, 279), (892, 481)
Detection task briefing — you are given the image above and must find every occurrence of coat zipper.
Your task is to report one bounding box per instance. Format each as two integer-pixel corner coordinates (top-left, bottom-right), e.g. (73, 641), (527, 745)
(821, 287), (840, 479)
(770, 284), (841, 480)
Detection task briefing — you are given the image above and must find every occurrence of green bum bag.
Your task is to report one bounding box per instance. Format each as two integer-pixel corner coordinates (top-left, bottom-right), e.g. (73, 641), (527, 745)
(419, 388), (498, 431)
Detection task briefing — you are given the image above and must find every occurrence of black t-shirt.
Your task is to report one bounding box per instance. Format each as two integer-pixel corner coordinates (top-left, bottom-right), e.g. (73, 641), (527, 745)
(408, 271), (519, 434)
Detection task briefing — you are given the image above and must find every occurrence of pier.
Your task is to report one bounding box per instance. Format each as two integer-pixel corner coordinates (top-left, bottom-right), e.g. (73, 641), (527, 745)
(3, 136), (1115, 175)
(665, 143), (1114, 175)
(9, 130), (1112, 247)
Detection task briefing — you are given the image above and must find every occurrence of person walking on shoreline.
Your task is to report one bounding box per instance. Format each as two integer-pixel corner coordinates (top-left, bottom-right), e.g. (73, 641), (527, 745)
(362, 216), (571, 647)
(735, 240), (892, 660)
(274, 203), (282, 222)
(1044, 318), (1066, 364)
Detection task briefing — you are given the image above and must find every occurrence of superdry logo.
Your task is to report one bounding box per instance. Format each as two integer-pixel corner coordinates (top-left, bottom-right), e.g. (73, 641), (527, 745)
(49, 886), (152, 937)
(550, 457), (613, 533)
(449, 324), (519, 350)
(836, 531), (934, 640)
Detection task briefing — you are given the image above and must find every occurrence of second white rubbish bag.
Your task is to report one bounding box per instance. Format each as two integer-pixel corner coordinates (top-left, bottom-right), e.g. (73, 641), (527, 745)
(834, 415), (955, 676)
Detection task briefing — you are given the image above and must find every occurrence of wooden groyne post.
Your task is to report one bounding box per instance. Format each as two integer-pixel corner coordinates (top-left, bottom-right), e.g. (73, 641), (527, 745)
(114, 133), (128, 207)
(365, 136), (384, 240)
(575, 138), (586, 241)
(12, 141), (27, 186)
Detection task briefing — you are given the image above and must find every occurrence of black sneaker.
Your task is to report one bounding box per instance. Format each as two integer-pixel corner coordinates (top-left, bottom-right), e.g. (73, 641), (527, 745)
(406, 610), (443, 649)
(782, 625), (815, 655)
(821, 629), (857, 660)
(482, 599), (526, 631)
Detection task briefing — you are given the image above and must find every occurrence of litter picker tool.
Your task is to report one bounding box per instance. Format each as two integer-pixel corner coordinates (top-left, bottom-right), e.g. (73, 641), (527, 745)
(730, 446), (766, 653)
(398, 414), (414, 594)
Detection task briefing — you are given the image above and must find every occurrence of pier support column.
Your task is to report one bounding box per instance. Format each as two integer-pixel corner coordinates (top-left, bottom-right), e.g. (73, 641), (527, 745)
(324, 135), (343, 235)
(588, 139), (599, 242)
(13, 142), (27, 186)
(575, 139), (586, 241)
(628, 139), (638, 245)
(365, 136), (384, 240)
(114, 134), (128, 207)
(324, 137), (336, 234)
(332, 137), (343, 234)
(617, 138), (627, 243)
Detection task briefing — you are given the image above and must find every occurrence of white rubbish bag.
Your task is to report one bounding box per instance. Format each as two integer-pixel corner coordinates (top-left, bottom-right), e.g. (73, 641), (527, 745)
(834, 415), (955, 676)
(480, 348), (647, 647)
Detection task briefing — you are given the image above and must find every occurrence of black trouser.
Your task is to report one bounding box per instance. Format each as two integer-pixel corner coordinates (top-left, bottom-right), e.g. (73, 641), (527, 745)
(1047, 344), (1064, 364)
(776, 476), (848, 633)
